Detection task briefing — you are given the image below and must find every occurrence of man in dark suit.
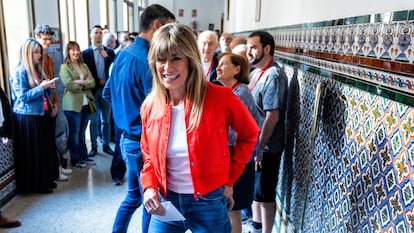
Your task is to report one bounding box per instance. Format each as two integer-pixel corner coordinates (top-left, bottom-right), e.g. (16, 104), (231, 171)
(82, 25), (115, 157)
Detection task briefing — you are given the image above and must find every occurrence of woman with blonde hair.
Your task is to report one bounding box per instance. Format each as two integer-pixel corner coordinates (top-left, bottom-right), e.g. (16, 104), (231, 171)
(140, 23), (260, 233)
(10, 38), (59, 194)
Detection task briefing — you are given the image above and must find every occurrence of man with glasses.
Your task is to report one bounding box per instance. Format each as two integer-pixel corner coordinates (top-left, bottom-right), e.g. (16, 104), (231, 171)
(218, 32), (233, 54)
(34, 24), (72, 182)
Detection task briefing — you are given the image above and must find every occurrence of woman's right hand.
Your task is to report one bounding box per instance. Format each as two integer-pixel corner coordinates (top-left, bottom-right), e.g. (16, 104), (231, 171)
(143, 188), (165, 216)
(73, 80), (84, 84)
(40, 79), (56, 89)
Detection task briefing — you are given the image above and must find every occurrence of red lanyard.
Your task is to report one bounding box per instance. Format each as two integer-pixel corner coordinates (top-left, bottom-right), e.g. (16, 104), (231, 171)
(248, 59), (274, 92)
(205, 60), (214, 77)
(231, 81), (239, 91)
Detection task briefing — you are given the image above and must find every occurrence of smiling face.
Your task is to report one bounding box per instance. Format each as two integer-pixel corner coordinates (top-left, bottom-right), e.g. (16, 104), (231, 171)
(156, 50), (190, 99)
(69, 45), (81, 62)
(216, 55), (240, 87)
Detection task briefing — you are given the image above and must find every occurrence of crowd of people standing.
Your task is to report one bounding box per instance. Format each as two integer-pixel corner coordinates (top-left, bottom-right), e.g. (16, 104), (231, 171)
(1, 3), (288, 233)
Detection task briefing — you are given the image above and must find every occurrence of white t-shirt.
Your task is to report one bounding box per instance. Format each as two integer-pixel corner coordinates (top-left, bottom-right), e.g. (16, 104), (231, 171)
(166, 103), (194, 194)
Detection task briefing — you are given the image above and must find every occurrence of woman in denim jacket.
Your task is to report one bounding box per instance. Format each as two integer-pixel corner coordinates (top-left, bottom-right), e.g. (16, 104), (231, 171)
(9, 38), (59, 194)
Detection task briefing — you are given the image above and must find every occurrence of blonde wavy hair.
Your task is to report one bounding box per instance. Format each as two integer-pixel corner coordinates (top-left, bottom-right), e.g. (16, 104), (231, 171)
(17, 38), (46, 87)
(143, 23), (207, 132)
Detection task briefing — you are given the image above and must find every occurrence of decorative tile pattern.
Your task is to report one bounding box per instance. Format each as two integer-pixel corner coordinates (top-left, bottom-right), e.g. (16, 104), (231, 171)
(268, 13), (414, 233)
(276, 62), (414, 232)
(0, 140), (16, 207)
(275, 50), (414, 96)
(275, 62), (414, 232)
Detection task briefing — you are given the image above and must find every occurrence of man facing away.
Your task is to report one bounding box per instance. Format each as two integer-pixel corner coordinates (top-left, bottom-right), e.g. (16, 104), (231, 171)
(82, 25), (115, 158)
(197, 30), (219, 82)
(102, 4), (175, 233)
(246, 30), (288, 233)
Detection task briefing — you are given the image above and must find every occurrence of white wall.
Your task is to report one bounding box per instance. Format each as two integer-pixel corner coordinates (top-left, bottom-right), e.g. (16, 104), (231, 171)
(88, 0), (101, 28)
(148, 0), (173, 12)
(149, 0), (224, 31)
(3, 0), (32, 71)
(28, 0), (414, 35)
(224, 0), (414, 33)
(33, 0), (225, 37)
(33, 0), (59, 30)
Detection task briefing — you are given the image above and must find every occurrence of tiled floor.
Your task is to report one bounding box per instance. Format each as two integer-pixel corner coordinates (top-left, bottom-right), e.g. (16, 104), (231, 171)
(1, 148), (143, 233)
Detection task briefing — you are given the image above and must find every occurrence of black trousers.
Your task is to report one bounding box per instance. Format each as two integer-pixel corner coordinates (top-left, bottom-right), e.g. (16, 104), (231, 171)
(110, 124), (126, 180)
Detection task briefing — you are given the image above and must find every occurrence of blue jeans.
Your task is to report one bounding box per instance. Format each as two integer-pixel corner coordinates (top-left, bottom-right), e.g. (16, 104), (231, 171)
(112, 134), (151, 233)
(149, 188), (231, 233)
(64, 106), (90, 163)
(89, 88), (112, 148)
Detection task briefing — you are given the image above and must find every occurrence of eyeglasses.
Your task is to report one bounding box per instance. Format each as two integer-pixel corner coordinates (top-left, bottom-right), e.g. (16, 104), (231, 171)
(40, 37), (53, 41)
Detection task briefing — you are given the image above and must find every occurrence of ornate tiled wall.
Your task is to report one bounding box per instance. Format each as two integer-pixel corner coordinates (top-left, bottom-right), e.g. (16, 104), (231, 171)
(280, 68), (413, 232)
(236, 10), (414, 233)
(0, 140), (17, 207)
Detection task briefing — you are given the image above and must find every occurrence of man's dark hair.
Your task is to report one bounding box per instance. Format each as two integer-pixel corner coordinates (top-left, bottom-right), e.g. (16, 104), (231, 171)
(34, 24), (55, 36)
(91, 25), (103, 31)
(139, 4), (175, 33)
(248, 30), (275, 57)
(129, 32), (139, 38)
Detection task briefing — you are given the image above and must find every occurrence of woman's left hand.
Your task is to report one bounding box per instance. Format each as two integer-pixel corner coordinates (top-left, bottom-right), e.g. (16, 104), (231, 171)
(224, 185), (234, 211)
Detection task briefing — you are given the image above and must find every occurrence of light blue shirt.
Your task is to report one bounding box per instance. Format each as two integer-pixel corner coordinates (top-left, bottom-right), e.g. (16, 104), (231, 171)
(93, 46), (105, 80)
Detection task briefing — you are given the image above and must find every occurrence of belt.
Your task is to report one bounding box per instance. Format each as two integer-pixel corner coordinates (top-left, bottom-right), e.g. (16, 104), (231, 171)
(123, 132), (141, 141)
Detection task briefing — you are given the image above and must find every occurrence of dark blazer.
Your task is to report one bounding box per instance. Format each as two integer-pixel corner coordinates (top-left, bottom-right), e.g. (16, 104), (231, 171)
(207, 54), (219, 83)
(82, 46), (115, 94)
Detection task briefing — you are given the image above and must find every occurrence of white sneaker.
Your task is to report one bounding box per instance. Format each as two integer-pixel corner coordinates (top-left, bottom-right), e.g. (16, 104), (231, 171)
(57, 173), (69, 181)
(60, 167), (72, 175)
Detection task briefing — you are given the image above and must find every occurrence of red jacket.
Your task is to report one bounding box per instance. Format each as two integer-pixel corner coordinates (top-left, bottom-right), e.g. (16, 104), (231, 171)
(140, 83), (260, 198)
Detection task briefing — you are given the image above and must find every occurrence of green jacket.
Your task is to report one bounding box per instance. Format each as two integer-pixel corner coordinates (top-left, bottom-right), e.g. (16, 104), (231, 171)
(60, 63), (96, 112)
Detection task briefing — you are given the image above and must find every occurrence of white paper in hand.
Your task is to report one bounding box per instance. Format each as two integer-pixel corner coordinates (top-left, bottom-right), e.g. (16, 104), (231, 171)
(152, 201), (186, 222)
